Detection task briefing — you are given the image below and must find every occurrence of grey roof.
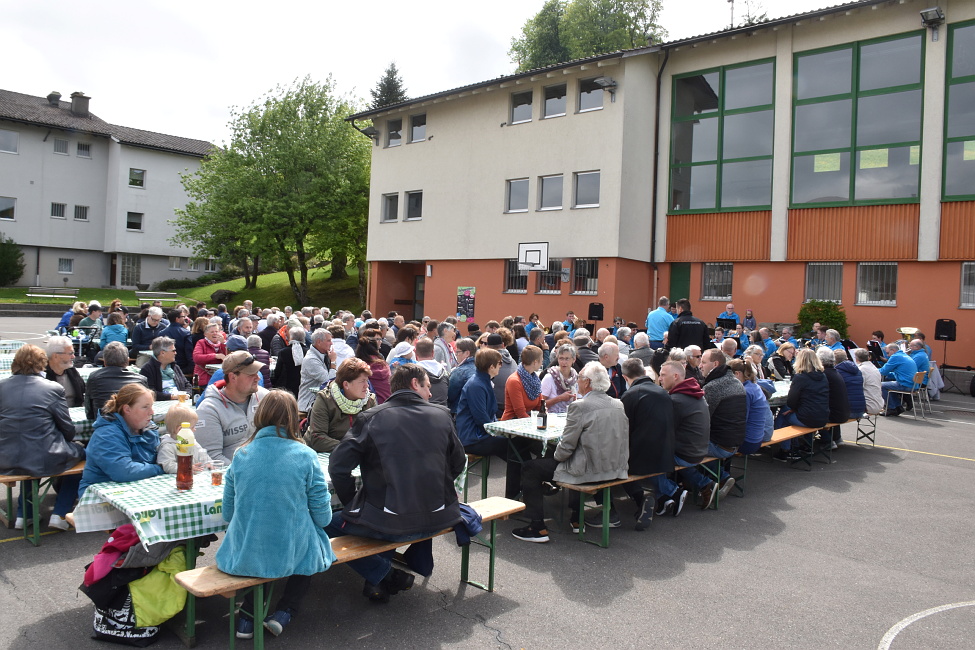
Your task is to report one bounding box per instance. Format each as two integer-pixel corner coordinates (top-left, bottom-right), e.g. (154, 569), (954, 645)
(0, 88), (213, 157)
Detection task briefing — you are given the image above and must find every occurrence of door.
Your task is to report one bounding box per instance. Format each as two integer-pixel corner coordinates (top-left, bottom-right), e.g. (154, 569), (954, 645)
(413, 275), (425, 321)
(670, 263), (690, 302)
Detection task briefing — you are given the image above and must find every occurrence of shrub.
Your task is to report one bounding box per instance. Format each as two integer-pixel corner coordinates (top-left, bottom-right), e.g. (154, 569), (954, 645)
(797, 300), (849, 339)
(0, 232), (25, 286)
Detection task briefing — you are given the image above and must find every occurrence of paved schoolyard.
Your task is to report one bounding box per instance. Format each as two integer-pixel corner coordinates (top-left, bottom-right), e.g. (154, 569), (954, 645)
(2, 316), (973, 649)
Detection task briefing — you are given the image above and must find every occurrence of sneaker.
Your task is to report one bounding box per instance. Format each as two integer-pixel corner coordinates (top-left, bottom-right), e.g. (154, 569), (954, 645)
(884, 406), (904, 417)
(48, 514), (71, 531)
(673, 489), (689, 517)
(634, 499), (653, 532)
(718, 477), (735, 500)
(773, 449), (793, 462)
(699, 482), (717, 510)
(263, 609), (292, 637)
(14, 517), (24, 530)
(363, 580), (390, 603)
(570, 521), (580, 534)
(654, 497), (674, 516)
(511, 525), (550, 543)
(236, 617), (254, 639)
(828, 441), (839, 450)
(584, 509), (622, 528)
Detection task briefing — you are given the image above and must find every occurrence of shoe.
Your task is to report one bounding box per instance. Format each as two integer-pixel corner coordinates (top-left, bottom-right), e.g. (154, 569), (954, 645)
(570, 521), (580, 534)
(773, 449), (796, 462)
(263, 609), (293, 637)
(236, 617), (254, 639)
(699, 482), (717, 510)
(828, 441), (839, 450)
(584, 509), (622, 528)
(48, 514), (71, 531)
(884, 406), (904, 417)
(382, 568), (415, 596)
(673, 489), (689, 517)
(654, 497), (674, 517)
(14, 517), (24, 530)
(634, 498), (653, 531)
(511, 525), (550, 543)
(363, 580), (390, 603)
(718, 477), (735, 500)
(541, 482), (561, 496)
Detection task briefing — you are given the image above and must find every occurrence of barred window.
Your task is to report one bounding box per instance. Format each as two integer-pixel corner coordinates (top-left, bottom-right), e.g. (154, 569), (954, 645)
(702, 263), (733, 300)
(74, 205), (89, 221)
(51, 202), (66, 218)
(504, 259), (528, 293)
(77, 142), (91, 158)
(58, 258), (73, 274)
(961, 262), (975, 308)
(53, 139), (68, 154)
(536, 258), (563, 294)
(856, 262), (897, 306)
(805, 262), (842, 302)
(572, 258), (598, 294)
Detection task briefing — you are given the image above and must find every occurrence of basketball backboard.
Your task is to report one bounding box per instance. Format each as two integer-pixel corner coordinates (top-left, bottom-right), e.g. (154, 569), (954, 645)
(518, 242), (549, 271)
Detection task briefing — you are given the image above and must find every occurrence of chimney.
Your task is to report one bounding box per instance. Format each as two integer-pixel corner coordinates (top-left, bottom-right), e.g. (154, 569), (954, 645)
(70, 91), (90, 117)
(47, 91), (62, 106)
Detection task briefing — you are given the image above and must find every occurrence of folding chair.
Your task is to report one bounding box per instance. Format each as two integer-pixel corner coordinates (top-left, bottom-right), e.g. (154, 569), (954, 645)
(885, 371), (927, 420)
(856, 412), (879, 446)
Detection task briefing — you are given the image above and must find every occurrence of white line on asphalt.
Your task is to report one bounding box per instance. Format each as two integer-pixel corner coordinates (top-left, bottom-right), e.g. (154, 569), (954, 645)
(878, 600), (975, 649)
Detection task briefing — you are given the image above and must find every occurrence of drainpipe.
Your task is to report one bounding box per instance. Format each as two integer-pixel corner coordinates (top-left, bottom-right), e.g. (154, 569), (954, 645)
(650, 48), (670, 303)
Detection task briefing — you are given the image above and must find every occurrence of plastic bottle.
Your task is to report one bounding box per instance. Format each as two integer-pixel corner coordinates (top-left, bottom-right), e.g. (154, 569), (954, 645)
(175, 422), (194, 491)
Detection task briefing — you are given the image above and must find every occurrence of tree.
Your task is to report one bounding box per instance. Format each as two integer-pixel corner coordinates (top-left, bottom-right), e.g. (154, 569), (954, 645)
(738, 0), (768, 26)
(0, 232), (25, 286)
(370, 62), (409, 109)
(510, 0), (666, 72)
(797, 300), (849, 339)
(172, 76), (371, 305)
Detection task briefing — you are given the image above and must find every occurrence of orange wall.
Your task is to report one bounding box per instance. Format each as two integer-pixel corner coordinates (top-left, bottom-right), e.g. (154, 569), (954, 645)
(788, 205), (919, 260)
(667, 211), (771, 261)
(940, 201), (975, 259)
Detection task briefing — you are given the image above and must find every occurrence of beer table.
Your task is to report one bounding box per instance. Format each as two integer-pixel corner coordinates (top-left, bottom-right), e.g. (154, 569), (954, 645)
(483, 413), (567, 457)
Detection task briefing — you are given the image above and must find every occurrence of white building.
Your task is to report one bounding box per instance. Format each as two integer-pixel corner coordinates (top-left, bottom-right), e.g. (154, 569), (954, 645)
(0, 89), (214, 288)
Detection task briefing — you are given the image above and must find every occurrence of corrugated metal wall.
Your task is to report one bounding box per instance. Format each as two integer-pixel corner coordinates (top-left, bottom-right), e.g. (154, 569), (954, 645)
(939, 201), (975, 260)
(787, 205), (919, 260)
(666, 211), (771, 261)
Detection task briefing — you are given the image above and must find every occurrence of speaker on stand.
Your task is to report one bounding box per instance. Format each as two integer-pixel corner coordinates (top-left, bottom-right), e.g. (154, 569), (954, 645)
(934, 319), (957, 393)
(588, 303), (604, 332)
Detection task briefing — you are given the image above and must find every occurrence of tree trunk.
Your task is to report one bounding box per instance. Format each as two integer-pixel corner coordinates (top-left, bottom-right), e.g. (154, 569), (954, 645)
(275, 236), (301, 304)
(357, 259), (366, 309)
(295, 239), (310, 305)
(330, 250), (348, 280)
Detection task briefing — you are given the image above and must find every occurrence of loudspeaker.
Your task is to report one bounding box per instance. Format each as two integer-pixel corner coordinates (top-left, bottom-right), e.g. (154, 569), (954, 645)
(935, 319), (956, 341)
(588, 303), (604, 322)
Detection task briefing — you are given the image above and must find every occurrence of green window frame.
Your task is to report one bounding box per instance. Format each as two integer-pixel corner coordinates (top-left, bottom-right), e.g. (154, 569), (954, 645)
(944, 20), (975, 201)
(669, 59), (775, 214)
(791, 32), (925, 207)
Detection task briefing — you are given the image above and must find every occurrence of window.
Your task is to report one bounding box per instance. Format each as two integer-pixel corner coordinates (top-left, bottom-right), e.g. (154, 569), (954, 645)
(572, 258), (598, 294)
(702, 263), (733, 300)
(543, 84), (567, 118)
(0, 197), (15, 220)
(536, 258), (563, 294)
(945, 21), (975, 200)
(506, 179), (529, 213)
(409, 114), (426, 142)
(574, 171), (600, 207)
(74, 205), (89, 221)
(53, 138), (68, 155)
(381, 193), (399, 222)
(511, 90), (533, 124)
(805, 262), (842, 302)
(579, 78), (604, 112)
(187, 259), (200, 272)
(504, 259), (528, 293)
(120, 253), (141, 285)
(539, 174), (563, 210)
(204, 258), (217, 272)
(129, 168), (146, 187)
(961, 263), (975, 308)
(406, 191), (422, 220)
(0, 129), (17, 154)
(126, 212), (143, 230)
(77, 142), (91, 158)
(670, 60), (774, 212)
(169, 256), (182, 271)
(386, 119), (402, 147)
(58, 258), (73, 274)
(792, 34), (923, 206)
(856, 262), (897, 305)
(51, 203), (66, 219)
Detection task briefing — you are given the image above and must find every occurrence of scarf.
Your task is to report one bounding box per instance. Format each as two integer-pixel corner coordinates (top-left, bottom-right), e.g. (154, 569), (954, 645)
(547, 365), (578, 394)
(291, 341), (305, 366)
(517, 364), (541, 401)
(160, 365), (175, 382)
(329, 380), (370, 415)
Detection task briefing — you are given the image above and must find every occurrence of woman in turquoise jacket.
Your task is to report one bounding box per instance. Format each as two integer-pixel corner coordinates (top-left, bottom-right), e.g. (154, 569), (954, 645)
(216, 390), (335, 639)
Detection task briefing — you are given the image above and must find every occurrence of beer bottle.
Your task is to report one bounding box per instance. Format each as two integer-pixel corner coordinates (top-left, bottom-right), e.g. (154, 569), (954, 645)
(536, 398), (548, 430)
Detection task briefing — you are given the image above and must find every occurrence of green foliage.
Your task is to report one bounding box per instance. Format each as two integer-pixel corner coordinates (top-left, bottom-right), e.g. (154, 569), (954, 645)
(370, 62), (409, 109)
(510, 0), (666, 72)
(154, 269), (241, 292)
(0, 232), (25, 286)
(176, 268), (364, 313)
(739, 0), (769, 26)
(797, 300), (849, 339)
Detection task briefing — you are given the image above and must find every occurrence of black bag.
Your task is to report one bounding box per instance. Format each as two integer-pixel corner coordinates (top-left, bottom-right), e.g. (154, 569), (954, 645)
(970, 375), (975, 398)
(91, 592), (159, 647)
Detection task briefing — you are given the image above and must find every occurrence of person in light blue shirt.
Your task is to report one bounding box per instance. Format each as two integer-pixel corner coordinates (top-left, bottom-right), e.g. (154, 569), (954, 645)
(645, 296), (674, 349)
(879, 343), (919, 414)
(825, 329), (845, 352)
(759, 328), (778, 361)
(716, 303), (740, 326)
(907, 339), (930, 386)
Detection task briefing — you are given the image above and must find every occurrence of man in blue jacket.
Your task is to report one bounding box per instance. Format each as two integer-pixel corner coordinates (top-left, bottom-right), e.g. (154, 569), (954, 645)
(879, 343), (918, 416)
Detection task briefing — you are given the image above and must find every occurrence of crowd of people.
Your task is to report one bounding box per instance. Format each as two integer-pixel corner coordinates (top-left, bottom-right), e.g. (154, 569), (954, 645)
(0, 293), (938, 637)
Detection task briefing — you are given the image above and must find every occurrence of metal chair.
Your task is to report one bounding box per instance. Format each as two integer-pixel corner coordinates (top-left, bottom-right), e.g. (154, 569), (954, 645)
(885, 371), (928, 420)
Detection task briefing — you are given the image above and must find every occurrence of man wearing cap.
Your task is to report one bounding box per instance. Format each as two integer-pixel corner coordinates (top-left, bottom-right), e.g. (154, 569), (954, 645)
(196, 350), (269, 464)
(571, 329), (599, 371)
(78, 304), (104, 361)
(206, 335), (267, 388)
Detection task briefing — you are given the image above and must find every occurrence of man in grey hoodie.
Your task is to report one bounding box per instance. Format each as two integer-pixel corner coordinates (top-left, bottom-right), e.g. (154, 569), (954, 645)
(196, 351), (269, 464)
(415, 338), (450, 407)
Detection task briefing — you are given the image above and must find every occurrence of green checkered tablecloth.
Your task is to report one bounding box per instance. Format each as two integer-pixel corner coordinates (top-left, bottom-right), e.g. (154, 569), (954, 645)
(76, 365), (141, 384)
(768, 380), (791, 408)
(0, 355), (13, 372)
(484, 413), (567, 454)
(74, 453), (361, 548)
(71, 399), (185, 442)
(0, 340), (25, 352)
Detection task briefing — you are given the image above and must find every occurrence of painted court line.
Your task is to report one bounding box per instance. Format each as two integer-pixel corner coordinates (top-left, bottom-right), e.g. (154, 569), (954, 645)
(878, 600), (975, 649)
(871, 444), (975, 463)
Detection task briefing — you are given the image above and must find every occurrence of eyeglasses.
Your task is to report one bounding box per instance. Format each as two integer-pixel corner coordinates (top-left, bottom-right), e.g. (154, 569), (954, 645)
(692, 355), (702, 359)
(227, 355), (256, 374)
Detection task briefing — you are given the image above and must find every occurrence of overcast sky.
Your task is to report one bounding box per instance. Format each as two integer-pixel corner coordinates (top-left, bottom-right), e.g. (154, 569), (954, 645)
(4, 0), (835, 145)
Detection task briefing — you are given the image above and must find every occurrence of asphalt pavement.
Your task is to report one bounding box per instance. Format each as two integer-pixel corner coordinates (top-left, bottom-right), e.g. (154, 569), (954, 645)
(2, 316), (973, 649)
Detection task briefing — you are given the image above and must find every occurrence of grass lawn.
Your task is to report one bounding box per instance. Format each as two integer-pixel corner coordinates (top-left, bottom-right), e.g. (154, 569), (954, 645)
(0, 266), (364, 311)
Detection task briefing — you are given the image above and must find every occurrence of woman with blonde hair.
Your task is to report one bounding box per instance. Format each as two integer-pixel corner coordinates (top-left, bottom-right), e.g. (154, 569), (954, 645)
(79, 384), (162, 496)
(773, 348), (829, 462)
(217, 390), (334, 638)
(768, 341), (796, 380)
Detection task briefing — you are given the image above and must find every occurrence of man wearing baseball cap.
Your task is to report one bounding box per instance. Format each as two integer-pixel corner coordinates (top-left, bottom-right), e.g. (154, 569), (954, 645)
(195, 350), (269, 464)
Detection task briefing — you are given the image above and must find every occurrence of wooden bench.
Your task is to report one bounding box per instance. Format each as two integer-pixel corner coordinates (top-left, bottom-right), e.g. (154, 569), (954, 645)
(134, 291), (181, 305)
(1, 460), (85, 546)
(25, 286), (80, 301)
(557, 473), (659, 548)
(174, 496), (524, 649)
